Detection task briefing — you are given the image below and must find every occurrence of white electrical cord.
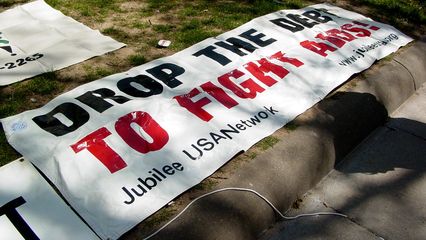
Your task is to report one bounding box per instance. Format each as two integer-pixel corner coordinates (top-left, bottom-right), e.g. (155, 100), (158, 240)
(143, 187), (347, 240)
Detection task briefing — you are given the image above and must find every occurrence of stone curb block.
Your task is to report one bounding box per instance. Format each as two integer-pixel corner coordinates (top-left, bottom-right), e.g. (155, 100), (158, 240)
(393, 41), (426, 89)
(145, 40), (426, 240)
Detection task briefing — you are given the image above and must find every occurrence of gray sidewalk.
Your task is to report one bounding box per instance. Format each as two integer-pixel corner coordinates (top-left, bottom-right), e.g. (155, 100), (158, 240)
(259, 83), (426, 240)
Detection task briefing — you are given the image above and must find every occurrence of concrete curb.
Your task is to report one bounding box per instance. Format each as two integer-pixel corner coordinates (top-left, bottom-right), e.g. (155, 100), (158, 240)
(127, 40), (426, 240)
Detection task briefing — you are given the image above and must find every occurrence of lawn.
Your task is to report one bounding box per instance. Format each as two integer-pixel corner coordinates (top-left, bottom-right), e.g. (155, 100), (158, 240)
(0, 0), (425, 237)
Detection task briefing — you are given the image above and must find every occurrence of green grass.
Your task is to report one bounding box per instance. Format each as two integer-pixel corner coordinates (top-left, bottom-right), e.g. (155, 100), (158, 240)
(142, 0), (177, 14)
(46, 0), (117, 19)
(141, 0), (298, 50)
(153, 24), (176, 33)
(194, 178), (218, 191)
(83, 65), (115, 82)
(136, 206), (177, 231)
(354, 0), (426, 31)
(358, 0), (425, 23)
(0, 72), (60, 118)
(26, 72), (59, 95)
(256, 136), (280, 150)
(0, 0), (26, 7)
(102, 27), (131, 42)
(0, 71), (61, 166)
(132, 21), (150, 30)
(246, 152), (258, 160)
(285, 122), (299, 131)
(128, 54), (148, 66)
(0, 128), (20, 166)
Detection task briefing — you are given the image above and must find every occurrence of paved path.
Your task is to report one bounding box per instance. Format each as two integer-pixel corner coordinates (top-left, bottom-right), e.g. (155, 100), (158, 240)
(260, 82), (426, 240)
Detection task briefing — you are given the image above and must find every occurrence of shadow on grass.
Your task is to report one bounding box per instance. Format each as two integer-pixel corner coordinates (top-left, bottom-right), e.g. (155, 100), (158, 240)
(352, 0), (426, 37)
(0, 123), (20, 167)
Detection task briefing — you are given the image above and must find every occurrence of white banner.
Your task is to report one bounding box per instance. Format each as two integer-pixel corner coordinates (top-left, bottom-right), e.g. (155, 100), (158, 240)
(1, 4), (412, 239)
(0, 159), (99, 240)
(0, 0), (125, 86)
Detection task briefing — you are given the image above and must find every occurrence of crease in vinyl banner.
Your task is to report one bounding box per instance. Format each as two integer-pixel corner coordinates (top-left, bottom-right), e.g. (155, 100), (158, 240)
(0, 0), (125, 86)
(0, 3), (413, 240)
